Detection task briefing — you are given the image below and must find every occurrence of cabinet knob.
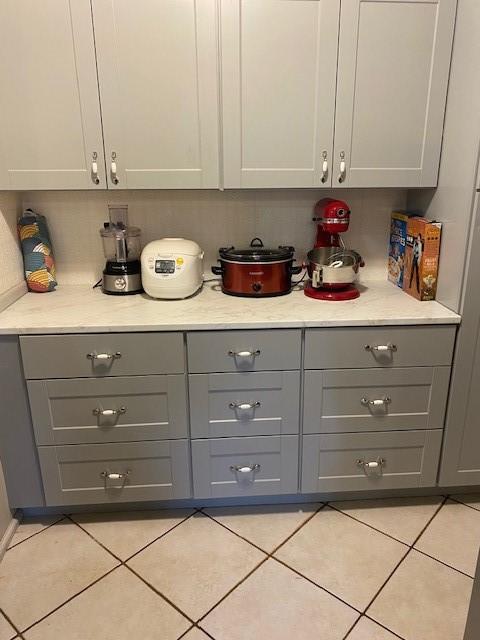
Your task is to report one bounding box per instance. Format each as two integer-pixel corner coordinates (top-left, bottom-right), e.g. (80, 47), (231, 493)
(87, 352), (122, 361)
(110, 152), (119, 185)
(229, 401), (261, 411)
(338, 151), (346, 183)
(356, 457), (385, 477)
(360, 396), (391, 407)
(93, 407), (127, 417)
(228, 349), (261, 358)
(321, 150), (328, 183)
(364, 343), (397, 353)
(100, 469), (131, 487)
(91, 152), (100, 185)
(230, 464), (261, 474)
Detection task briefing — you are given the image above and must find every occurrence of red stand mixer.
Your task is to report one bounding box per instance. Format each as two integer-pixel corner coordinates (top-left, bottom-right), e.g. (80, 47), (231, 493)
(304, 198), (364, 301)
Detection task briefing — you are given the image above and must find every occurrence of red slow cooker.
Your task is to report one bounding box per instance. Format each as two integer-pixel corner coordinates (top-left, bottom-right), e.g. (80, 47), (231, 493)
(212, 238), (303, 297)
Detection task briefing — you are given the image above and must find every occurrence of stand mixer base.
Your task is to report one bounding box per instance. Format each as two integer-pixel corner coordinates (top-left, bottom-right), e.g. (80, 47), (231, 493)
(304, 283), (360, 301)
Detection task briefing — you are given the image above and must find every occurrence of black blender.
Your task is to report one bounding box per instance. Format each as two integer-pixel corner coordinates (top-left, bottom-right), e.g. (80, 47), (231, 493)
(100, 205), (142, 295)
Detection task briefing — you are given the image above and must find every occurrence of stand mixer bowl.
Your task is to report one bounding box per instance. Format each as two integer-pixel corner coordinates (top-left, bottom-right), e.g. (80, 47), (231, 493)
(307, 247), (363, 289)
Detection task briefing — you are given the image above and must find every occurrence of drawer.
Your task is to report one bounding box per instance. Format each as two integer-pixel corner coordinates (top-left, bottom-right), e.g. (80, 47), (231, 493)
(28, 375), (188, 445)
(302, 430), (442, 493)
(189, 371), (300, 438)
(192, 435), (298, 498)
(187, 330), (301, 373)
(20, 333), (184, 379)
(304, 326), (455, 369)
(303, 367), (450, 434)
(38, 440), (191, 506)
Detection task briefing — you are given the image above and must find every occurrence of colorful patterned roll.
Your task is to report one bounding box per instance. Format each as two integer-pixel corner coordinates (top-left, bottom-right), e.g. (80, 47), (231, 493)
(18, 209), (57, 293)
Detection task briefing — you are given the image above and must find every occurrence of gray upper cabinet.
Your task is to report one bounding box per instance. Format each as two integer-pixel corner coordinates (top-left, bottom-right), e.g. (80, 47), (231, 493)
(91, 0), (220, 189)
(440, 195), (480, 486)
(221, 0), (340, 188)
(0, 0), (106, 190)
(333, 0), (456, 187)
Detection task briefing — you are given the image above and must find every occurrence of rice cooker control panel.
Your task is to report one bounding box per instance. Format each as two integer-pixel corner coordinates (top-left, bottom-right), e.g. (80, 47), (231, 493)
(147, 255), (184, 277)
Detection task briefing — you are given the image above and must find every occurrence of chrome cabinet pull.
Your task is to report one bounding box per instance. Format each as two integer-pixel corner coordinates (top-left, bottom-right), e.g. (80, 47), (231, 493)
(364, 343), (397, 353)
(110, 152), (119, 185)
(230, 464), (261, 474)
(321, 150), (328, 183)
(93, 407), (126, 417)
(338, 151), (346, 183)
(228, 349), (261, 358)
(100, 469), (131, 488)
(91, 152), (100, 185)
(229, 401), (261, 411)
(356, 457), (385, 477)
(87, 352), (122, 361)
(361, 397), (391, 407)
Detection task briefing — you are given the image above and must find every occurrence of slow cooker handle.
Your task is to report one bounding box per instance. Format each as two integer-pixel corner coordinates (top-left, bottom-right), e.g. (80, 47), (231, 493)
(290, 264), (303, 275)
(250, 237), (264, 248)
(211, 265), (223, 276)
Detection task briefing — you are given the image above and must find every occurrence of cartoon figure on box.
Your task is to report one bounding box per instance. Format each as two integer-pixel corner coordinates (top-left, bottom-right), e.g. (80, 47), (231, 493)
(409, 233), (424, 293)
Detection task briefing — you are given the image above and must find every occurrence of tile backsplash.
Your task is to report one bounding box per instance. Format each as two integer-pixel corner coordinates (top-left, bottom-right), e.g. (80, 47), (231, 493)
(21, 189), (406, 285)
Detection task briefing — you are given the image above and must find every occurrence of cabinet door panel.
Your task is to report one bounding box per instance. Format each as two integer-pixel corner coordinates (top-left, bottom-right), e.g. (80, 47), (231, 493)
(334, 0), (456, 187)
(92, 0), (219, 189)
(0, 0), (106, 189)
(221, 0), (339, 187)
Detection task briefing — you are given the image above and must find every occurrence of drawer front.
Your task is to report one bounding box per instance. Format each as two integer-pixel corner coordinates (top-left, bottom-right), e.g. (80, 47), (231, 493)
(303, 367), (450, 434)
(20, 333), (184, 379)
(304, 326), (455, 369)
(28, 375), (188, 445)
(302, 430), (442, 493)
(38, 440), (191, 506)
(192, 435), (298, 498)
(189, 371), (300, 438)
(187, 330), (301, 373)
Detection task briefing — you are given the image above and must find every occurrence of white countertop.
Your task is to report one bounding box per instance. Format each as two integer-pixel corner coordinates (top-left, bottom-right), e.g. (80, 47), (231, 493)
(0, 280), (460, 334)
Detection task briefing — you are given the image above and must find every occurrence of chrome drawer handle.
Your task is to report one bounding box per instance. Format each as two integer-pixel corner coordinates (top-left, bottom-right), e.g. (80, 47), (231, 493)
(230, 464), (261, 474)
(87, 352), (122, 361)
(229, 401), (261, 411)
(364, 343), (397, 353)
(228, 349), (261, 358)
(361, 397), (391, 407)
(357, 457), (385, 477)
(100, 469), (131, 488)
(93, 407), (126, 417)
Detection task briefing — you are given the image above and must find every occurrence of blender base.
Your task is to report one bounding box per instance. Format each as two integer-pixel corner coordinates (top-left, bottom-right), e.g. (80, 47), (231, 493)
(304, 282), (360, 301)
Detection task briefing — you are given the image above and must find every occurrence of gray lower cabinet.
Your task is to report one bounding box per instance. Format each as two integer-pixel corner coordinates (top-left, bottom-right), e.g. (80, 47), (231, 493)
(304, 367), (450, 434)
(302, 430), (443, 493)
(304, 326), (455, 369)
(187, 329), (301, 373)
(38, 440), (191, 505)
(20, 332), (184, 379)
(27, 375), (188, 445)
(189, 371), (300, 438)
(192, 435), (299, 498)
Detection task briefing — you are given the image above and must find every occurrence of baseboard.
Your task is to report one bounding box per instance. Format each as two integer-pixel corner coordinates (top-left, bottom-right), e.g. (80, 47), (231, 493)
(0, 281), (27, 313)
(0, 512), (20, 561)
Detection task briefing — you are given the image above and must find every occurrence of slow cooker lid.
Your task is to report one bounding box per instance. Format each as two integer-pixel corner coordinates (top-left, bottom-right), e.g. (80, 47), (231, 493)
(219, 237), (294, 262)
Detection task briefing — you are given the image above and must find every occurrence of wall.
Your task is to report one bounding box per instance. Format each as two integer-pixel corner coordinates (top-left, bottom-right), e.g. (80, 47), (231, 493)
(0, 191), (24, 309)
(22, 188), (406, 285)
(408, 0), (480, 313)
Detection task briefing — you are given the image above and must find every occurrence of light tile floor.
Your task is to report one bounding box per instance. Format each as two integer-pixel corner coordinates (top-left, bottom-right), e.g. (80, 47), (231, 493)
(0, 495), (477, 640)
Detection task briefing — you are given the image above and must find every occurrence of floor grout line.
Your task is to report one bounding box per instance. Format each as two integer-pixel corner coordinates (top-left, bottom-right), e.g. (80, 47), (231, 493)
(448, 495), (480, 512)
(363, 614), (408, 640)
(0, 607), (25, 640)
(412, 547), (475, 579)
(6, 515), (67, 551)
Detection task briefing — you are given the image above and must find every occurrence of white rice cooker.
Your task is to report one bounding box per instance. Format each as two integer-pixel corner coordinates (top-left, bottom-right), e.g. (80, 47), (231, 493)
(141, 238), (204, 299)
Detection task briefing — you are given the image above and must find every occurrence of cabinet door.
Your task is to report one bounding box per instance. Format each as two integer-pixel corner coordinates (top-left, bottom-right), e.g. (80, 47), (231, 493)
(221, 0), (339, 188)
(0, 0), (106, 190)
(439, 195), (480, 486)
(92, 0), (219, 189)
(333, 0), (456, 188)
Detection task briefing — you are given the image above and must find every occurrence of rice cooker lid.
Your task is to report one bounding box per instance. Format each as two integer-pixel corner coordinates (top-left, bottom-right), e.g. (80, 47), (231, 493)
(219, 238), (294, 263)
(149, 238), (202, 257)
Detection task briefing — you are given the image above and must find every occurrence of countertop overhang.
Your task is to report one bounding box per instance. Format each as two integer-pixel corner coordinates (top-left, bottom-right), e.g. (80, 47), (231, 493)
(0, 280), (461, 335)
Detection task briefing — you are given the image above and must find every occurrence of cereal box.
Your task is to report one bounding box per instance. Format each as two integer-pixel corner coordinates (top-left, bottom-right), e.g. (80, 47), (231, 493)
(403, 217), (442, 301)
(388, 211), (412, 288)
